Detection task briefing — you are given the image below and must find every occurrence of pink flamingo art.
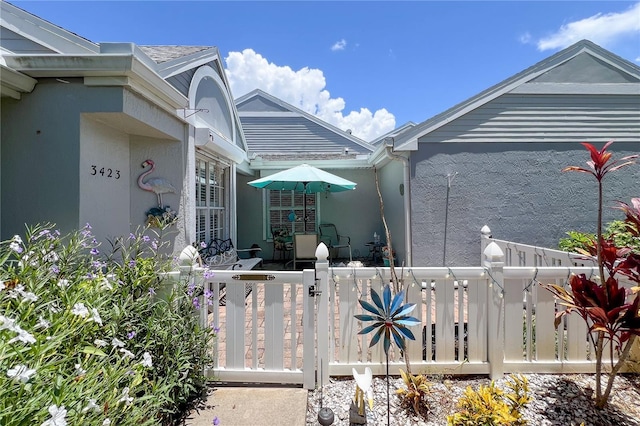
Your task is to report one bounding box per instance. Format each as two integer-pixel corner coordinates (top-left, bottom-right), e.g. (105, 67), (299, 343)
(137, 159), (176, 208)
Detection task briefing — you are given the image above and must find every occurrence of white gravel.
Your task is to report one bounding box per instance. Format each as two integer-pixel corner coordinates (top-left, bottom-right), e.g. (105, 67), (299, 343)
(306, 373), (640, 425)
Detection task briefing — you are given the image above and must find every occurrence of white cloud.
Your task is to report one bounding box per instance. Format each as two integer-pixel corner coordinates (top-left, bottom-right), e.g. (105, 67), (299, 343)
(225, 49), (396, 141)
(536, 2), (640, 51)
(331, 39), (347, 51)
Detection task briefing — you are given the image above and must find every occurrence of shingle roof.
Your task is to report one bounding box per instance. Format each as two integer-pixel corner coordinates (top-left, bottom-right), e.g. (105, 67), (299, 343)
(139, 45), (213, 63)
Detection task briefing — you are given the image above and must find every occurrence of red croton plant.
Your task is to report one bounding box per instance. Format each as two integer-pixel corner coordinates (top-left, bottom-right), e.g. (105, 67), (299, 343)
(543, 141), (639, 409)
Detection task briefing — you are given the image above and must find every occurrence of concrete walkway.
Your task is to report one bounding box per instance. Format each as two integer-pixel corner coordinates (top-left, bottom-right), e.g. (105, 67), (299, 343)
(184, 386), (308, 426)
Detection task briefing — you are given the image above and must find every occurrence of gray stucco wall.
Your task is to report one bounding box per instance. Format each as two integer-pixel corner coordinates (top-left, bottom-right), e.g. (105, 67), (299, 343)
(1, 78), (188, 253)
(1, 79), (90, 237)
(378, 160), (406, 265)
(411, 142), (640, 266)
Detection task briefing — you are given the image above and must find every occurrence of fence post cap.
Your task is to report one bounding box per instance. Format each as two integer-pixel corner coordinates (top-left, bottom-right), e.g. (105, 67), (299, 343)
(179, 245), (201, 268)
(481, 225), (492, 237)
(483, 241), (504, 268)
(316, 242), (329, 261)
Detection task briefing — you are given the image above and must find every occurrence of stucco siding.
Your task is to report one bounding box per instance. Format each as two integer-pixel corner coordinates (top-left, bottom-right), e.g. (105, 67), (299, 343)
(418, 94), (640, 144)
(79, 117), (130, 244)
(410, 142), (640, 267)
(1, 79), (83, 237)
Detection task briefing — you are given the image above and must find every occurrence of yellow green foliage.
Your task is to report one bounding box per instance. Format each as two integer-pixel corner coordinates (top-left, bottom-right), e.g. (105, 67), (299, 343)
(396, 369), (432, 415)
(447, 374), (531, 426)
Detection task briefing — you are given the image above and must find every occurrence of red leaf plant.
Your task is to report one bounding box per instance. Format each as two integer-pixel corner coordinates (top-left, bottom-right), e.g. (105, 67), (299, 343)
(542, 142), (639, 409)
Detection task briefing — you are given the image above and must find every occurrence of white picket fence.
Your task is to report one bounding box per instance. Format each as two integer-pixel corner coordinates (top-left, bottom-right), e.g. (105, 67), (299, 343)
(165, 227), (634, 390)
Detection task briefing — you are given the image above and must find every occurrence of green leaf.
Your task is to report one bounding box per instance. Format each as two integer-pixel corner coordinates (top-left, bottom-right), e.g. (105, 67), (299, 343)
(81, 346), (108, 357)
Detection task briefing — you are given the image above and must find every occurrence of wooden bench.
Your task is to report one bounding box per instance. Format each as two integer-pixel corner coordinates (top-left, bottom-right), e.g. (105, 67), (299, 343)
(199, 238), (263, 271)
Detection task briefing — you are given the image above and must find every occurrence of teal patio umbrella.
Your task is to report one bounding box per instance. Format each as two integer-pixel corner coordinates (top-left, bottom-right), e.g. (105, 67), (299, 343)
(248, 164), (357, 228)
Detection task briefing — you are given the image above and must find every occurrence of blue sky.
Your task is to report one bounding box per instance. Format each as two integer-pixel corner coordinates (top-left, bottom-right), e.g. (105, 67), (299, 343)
(11, 1), (640, 141)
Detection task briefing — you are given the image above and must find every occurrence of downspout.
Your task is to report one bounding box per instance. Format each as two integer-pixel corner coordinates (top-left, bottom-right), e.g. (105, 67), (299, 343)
(384, 137), (412, 267)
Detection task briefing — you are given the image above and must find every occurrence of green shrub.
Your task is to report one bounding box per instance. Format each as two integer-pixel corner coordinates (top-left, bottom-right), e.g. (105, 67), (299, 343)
(447, 374), (531, 426)
(558, 220), (640, 254)
(0, 224), (215, 425)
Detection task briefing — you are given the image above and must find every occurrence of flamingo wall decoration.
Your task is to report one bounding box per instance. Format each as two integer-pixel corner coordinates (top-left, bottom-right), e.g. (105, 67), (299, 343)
(137, 159), (176, 208)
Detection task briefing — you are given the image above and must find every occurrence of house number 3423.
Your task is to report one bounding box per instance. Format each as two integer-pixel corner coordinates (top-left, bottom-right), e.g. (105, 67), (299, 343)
(90, 165), (120, 179)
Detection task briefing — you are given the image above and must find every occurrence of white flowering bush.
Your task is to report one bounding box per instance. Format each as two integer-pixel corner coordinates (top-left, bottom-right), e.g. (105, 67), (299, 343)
(0, 224), (216, 425)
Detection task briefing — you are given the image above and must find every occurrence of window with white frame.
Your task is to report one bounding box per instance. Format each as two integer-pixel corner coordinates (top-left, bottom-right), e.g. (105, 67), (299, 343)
(196, 158), (228, 245)
(268, 190), (317, 236)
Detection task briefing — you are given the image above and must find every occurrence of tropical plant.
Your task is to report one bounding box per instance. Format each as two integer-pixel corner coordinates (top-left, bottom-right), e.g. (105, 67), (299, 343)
(447, 374), (531, 426)
(542, 141), (640, 409)
(355, 284), (419, 425)
(558, 220), (640, 254)
(396, 369), (431, 415)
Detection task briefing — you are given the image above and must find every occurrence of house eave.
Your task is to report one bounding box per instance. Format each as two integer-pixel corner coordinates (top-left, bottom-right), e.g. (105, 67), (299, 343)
(3, 54), (188, 114)
(0, 63), (37, 98)
(249, 157), (371, 171)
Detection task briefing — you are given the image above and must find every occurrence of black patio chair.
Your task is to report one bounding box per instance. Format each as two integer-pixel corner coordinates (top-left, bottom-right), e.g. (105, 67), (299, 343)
(318, 223), (352, 264)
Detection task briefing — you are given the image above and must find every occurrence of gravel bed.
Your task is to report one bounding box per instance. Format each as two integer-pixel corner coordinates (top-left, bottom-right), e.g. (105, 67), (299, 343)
(306, 373), (640, 425)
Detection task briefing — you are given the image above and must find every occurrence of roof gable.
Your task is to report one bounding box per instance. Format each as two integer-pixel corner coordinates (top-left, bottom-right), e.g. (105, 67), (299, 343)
(531, 52), (638, 84)
(1, 1), (97, 54)
(394, 40), (640, 150)
(236, 89), (375, 157)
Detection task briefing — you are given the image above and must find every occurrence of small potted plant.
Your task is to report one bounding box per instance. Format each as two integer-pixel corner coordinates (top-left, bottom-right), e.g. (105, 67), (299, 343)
(381, 245), (395, 266)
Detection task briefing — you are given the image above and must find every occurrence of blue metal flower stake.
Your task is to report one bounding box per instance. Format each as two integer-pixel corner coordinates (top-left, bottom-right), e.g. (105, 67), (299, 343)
(355, 284), (420, 426)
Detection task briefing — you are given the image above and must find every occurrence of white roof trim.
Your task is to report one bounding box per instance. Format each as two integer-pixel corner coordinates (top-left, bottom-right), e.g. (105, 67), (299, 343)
(4, 53), (188, 115)
(156, 48), (221, 79)
(1, 1), (98, 54)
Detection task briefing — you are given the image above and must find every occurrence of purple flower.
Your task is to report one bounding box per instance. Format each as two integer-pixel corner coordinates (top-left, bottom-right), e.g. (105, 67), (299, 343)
(90, 248), (99, 256)
(127, 331), (136, 340)
(51, 265), (60, 274)
(148, 288), (156, 296)
(192, 297), (200, 309)
(212, 324), (220, 334)
(213, 416), (220, 425)
(129, 233), (136, 240)
(129, 259), (137, 268)
(204, 269), (215, 280)
(142, 235), (150, 243)
(85, 223), (92, 230)
(151, 240), (158, 250)
(187, 282), (196, 297)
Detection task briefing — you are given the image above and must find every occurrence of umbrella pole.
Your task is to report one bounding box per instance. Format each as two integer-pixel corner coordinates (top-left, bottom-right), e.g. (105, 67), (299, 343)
(303, 182), (308, 232)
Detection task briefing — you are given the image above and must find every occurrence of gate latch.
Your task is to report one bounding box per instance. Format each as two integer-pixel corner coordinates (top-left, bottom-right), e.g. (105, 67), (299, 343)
(309, 284), (322, 297)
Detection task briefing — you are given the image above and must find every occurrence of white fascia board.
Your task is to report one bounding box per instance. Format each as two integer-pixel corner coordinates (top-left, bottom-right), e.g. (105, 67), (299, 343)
(4, 54), (188, 116)
(0, 63), (37, 93)
(156, 49), (221, 79)
(195, 127), (247, 164)
(1, 1), (98, 54)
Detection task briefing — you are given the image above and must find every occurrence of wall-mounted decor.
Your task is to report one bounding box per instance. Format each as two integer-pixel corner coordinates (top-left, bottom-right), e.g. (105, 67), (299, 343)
(145, 205), (178, 228)
(137, 159), (176, 208)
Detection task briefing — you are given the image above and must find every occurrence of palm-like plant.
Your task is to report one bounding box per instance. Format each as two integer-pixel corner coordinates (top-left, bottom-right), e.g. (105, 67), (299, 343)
(355, 284), (419, 425)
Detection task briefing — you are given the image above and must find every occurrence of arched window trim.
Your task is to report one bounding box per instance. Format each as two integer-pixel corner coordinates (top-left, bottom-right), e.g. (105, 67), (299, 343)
(188, 65), (236, 146)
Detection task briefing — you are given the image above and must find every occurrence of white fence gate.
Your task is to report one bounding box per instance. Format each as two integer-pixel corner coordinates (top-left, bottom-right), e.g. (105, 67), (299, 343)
(166, 227), (635, 390)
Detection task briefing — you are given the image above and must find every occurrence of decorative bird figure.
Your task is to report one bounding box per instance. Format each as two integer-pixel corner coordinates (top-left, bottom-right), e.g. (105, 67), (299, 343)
(137, 159), (176, 208)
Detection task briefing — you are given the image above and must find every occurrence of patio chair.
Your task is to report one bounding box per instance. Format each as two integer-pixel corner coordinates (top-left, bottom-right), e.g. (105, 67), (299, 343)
(318, 223), (352, 264)
(271, 225), (293, 261)
(291, 233), (318, 269)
